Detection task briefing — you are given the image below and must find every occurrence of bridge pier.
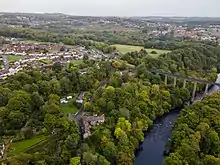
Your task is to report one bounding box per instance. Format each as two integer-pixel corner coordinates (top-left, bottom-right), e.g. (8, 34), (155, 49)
(183, 79), (187, 88)
(192, 82), (197, 101)
(204, 84), (209, 95)
(164, 75), (168, 86)
(173, 77), (177, 88)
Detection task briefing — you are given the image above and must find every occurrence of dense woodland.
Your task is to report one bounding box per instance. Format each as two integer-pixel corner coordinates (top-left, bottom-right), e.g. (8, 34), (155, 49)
(164, 92), (220, 165)
(1, 26), (220, 164)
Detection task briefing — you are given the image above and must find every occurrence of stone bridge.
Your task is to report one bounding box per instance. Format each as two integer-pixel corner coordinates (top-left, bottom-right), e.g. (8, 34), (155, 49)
(149, 69), (220, 101)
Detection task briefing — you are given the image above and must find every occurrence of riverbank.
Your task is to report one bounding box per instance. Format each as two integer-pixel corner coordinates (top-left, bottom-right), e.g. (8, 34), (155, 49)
(134, 74), (220, 165)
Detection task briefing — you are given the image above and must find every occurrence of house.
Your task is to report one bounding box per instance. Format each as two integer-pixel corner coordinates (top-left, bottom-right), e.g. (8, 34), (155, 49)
(76, 92), (85, 104)
(0, 140), (5, 158)
(86, 115), (105, 126)
(60, 98), (68, 104)
(82, 114), (105, 139)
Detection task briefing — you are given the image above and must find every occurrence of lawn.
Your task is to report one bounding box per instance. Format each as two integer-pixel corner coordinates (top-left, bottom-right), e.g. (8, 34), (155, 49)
(60, 103), (78, 114)
(70, 60), (83, 66)
(7, 55), (25, 61)
(8, 136), (46, 156)
(112, 44), (170, 57)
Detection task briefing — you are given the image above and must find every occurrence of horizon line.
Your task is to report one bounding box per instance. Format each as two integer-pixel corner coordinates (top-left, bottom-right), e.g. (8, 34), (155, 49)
(1, 12), (220, 18)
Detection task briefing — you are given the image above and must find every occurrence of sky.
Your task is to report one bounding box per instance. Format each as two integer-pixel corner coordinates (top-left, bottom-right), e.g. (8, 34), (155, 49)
(0, 0), (219, 17)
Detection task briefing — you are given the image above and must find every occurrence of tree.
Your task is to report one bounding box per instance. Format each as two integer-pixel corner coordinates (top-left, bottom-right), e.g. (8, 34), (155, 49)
(82, 152), (97, 165)
(102, 142), (117, 163)
(70, 157), (80, 165)
(60, 77), (72, 96)
(31, 92), (44, 111)
(6, 90), (31, 115)
(0, 87), (11, 107)
(203, 155), (220, 165)
(49, 79), (61, 95)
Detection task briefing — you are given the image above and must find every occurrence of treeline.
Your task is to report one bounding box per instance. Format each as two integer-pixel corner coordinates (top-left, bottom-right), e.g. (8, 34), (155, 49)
(0, 25), (210, 52)
(164, 92), (220, 165)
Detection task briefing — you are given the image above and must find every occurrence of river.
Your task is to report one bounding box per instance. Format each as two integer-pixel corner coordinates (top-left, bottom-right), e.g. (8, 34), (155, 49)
(134, 74), (220, 165)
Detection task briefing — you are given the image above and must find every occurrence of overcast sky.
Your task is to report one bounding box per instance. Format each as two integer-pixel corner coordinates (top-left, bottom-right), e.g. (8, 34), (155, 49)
(0, 0), (219, 17)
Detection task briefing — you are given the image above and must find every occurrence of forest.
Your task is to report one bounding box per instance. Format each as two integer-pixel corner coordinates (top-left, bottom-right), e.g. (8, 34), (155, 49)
(164, 92), (220, 165)
(1, 27), (220, 164)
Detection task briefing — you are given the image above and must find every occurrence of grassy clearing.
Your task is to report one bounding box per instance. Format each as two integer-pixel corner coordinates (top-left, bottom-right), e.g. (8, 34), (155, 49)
(39, 59), (52, 64)
(112, 44), (143, 54)
(7, 55), (25, 61)
(112, 44), (170, 58)
(60, 103), (78, 114)
(70, 60), (83, 66)
(8, 136), (46, 156)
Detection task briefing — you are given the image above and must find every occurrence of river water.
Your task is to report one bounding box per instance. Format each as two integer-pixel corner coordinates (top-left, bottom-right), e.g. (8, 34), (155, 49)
(134, 74), (220, 165)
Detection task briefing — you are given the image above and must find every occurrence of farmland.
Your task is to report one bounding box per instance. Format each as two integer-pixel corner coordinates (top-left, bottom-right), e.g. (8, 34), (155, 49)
(112, 44), (170, 57)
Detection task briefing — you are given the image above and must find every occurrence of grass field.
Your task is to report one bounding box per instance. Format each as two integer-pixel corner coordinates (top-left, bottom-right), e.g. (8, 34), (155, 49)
(60, 103), (78, 114)
(112, 44), (170, 57)
(70, 60), (83, 66)
(7, 55), (25, 61)
(8, 136), (46, 156)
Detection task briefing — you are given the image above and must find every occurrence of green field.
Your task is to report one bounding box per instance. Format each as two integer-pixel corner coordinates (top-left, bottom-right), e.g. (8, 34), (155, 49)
(60, 103), (78, 114)
(8, 136), (46, 156)
(112, 44), (170, 57)
(70, 60), (83, 66)
(7, 55), (25, 61)
(39, 59), (52, 64)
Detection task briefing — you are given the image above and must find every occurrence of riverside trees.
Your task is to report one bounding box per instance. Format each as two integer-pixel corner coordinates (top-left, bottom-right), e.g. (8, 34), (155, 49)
(164, 92), (220, 165)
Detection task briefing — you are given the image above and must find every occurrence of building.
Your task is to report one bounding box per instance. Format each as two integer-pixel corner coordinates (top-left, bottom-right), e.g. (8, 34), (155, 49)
(76, 92), (85, 104)
(60, 98), (68, 104)
(0, 140), (5, 158)
(82, 114), (105, 139)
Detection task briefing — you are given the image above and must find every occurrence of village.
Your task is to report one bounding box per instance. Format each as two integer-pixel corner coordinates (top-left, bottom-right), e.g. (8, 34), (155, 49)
(0, 40), (111, 80)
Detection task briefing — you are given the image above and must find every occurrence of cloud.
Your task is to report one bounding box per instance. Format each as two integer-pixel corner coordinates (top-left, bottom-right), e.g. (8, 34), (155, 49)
(0, 0), (219, 17)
